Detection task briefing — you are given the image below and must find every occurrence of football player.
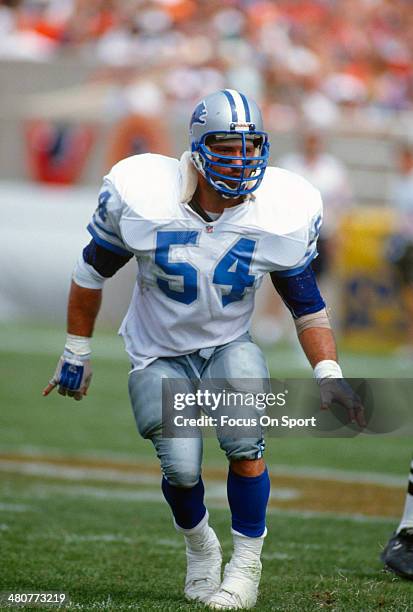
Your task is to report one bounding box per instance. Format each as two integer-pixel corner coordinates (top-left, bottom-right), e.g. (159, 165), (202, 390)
(43, 89), (363, 610)
(381, 457), (413, 580)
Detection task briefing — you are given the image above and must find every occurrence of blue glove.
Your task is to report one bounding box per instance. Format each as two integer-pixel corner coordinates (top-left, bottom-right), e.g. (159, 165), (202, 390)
(43, 349), (92, 401)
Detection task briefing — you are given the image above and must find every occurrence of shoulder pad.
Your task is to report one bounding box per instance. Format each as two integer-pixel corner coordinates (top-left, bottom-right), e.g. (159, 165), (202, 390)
(253, 166), (322, 235)
(106, 154), (181, 220)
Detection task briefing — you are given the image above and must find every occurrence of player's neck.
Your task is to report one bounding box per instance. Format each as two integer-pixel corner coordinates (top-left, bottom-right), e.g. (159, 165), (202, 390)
(195, 179), (246, 215)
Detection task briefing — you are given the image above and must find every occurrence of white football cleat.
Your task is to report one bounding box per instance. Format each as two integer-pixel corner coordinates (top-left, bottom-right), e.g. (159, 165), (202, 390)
(207, 556), (261, 609)
(184, 525), (222, 603)
(207, 531), (264, 610)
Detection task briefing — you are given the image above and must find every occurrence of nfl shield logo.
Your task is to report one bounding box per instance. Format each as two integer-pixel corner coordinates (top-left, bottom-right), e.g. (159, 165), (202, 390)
(206, 225), (214, 233)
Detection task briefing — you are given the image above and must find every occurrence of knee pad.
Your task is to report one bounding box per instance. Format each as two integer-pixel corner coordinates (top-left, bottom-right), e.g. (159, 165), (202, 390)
(151, 436), (202, 488)
(164, 466), (201, 489)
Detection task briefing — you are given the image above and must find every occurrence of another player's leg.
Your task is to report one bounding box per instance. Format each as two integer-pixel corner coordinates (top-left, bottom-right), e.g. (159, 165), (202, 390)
(203, 335), (270, 609)
(128, 357), (222, 602)
(381, 457), (413, 580)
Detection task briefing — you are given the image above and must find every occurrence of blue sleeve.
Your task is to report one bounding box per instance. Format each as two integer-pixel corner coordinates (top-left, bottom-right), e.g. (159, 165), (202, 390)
(270, 265), (325, 319)
(83, 239), (133, 278)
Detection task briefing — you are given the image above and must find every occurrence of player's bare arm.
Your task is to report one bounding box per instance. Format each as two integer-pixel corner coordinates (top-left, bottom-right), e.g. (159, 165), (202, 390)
(67, 282), (102, 337)
(300, 322), (365, 427)
(298, 326), (337, 366)
(42, 233), (134, 400)
(270, 268), (365, 427)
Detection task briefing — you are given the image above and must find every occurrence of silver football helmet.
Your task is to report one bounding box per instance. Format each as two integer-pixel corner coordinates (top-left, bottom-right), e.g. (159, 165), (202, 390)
(189, 89), (270, 198)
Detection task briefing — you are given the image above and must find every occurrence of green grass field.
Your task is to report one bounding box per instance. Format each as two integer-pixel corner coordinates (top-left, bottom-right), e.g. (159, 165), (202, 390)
(1, 323), (412, 611)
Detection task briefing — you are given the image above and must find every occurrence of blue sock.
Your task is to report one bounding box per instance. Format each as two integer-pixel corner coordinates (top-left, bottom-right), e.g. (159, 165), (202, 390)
(161, 476), (206, 530)
(227, 467), (270, 537)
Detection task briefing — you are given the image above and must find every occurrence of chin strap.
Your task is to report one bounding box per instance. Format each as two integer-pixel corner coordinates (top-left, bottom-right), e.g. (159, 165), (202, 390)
(212, 180), (238, 199)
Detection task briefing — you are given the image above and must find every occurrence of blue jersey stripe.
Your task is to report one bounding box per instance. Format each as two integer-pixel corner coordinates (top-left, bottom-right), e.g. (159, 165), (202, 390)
(222, 89), (238, 122)
(92, 215), (121, 239)
(87, 224), (131, 257)
(239, 92), (251, 122)
(274, 251), (317, 278)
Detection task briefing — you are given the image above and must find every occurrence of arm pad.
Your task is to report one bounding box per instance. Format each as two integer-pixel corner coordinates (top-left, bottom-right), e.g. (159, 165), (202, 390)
(270, 265), (325, 319)
(72, 239), (133, 289)
(83, 239), (133, 277)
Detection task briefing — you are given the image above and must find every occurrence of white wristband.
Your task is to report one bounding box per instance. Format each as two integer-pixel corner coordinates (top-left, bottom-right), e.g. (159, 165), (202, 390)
(65, 333), (92, 356)
(313, 359), (343, 382)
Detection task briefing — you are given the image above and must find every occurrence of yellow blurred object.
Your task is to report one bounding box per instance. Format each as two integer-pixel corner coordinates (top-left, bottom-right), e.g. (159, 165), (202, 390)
(336, 207), (405, 351)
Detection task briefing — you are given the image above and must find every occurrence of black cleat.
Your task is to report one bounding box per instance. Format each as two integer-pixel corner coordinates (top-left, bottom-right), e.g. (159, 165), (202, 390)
(381, 529), (413, 580)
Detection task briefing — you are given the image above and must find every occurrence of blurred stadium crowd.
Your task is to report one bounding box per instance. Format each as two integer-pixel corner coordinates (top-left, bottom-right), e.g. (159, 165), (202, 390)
(1, 0), (412, 350)
(1, 0), (413, 125)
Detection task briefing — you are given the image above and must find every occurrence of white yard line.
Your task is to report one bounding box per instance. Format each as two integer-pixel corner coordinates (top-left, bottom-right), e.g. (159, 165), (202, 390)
(64, 534), (135, 544)
(0, 454), (404, 523)
(4, 480), (398, 524)
(0, 458), (296, 499)
(29, 483), (164, 502)
(266, 507), (397, 524)
(0, 452), (406, 487)
(262, 552), (292, 560)
(0, 502), (31, 512)
(0, 460), (159, 485)
(267, 464), (407, 487)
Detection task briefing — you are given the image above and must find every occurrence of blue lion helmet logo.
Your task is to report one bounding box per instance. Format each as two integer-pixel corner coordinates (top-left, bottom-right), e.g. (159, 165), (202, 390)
(190, 101), (208, 133)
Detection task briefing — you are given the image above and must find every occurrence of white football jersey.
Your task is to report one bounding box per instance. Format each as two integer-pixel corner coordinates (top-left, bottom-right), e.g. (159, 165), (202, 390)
(87, 152), (322, 370)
